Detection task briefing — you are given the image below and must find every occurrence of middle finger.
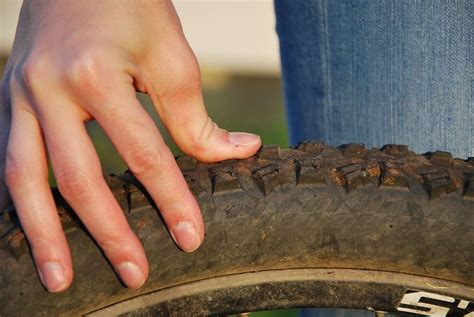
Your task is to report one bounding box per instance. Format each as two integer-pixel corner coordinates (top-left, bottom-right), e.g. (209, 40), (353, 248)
(85, 84), (205, 252)
(39, 99), (148, 289)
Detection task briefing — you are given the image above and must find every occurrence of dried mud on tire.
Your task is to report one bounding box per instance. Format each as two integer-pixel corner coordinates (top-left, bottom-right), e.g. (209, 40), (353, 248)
(1, 142), (473, 316)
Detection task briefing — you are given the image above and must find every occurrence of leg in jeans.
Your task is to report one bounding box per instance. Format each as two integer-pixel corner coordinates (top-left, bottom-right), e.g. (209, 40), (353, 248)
(275, 0), (473, 158)
(274, 1), (472, 316)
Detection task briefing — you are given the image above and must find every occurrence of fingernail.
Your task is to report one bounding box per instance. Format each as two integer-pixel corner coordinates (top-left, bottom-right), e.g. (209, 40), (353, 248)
(115, 262), (146, 289)
(39, 261), (67, 292)
(172, 221), (201, 252)
(228, 132), (261, 146)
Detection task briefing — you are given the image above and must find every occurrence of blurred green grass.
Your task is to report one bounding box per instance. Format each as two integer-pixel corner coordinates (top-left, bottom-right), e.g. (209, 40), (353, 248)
(1, 56), (288, 176)
(88, 71), (288, 174)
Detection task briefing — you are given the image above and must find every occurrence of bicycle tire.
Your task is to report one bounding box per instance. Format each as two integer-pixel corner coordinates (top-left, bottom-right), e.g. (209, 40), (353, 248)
(0, 142), (473, 316)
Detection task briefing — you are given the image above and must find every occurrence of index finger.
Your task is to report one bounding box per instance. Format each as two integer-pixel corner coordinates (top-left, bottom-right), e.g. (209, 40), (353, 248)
(84, 84), (204, 252)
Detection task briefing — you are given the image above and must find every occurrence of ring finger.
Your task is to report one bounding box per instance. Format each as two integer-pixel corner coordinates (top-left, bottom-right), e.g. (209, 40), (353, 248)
(39, 98), (148, 289)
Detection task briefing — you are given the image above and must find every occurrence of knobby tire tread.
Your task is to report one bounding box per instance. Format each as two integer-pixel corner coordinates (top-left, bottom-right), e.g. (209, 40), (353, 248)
(0, 142), (473, 315)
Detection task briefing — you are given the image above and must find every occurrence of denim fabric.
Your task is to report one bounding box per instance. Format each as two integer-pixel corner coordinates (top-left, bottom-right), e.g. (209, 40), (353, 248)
(275, 0), (473, 158)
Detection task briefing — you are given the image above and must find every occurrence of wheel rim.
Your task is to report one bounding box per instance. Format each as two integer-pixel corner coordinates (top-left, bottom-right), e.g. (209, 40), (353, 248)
(88, 268), (474, 316)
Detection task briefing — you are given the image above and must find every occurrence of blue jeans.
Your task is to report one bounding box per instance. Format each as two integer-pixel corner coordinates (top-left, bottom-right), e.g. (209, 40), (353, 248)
(275, 0), (473, 159)
(275, 1), (472, 316)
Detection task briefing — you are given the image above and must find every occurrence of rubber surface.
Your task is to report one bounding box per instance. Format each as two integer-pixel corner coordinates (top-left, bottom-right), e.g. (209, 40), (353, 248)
(0, 142), (473, 316)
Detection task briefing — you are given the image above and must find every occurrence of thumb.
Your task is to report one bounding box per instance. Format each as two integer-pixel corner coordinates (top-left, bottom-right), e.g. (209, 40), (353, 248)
(142, 46), (261, 162)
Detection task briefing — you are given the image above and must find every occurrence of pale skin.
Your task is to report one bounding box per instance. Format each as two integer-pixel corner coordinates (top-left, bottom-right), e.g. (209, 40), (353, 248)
(0, 1), (261, 292)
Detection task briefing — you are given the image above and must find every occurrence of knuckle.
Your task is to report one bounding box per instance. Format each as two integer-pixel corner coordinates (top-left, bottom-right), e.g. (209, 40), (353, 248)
(158, 190), (187, 213)
(4, 155), (30, 186)
(65, 48), (110, 88)
(186, 138), (210, 159)
(19, 56), (51, 90)
(95, 233), (121, 252)
(56, 169), (92, 200)
(183, 118), (216, 160)
(24, 229), (51, 251)
(95, 230), (133, 253)
(165, 56), (202, 94)
(126, 145), (164, 177)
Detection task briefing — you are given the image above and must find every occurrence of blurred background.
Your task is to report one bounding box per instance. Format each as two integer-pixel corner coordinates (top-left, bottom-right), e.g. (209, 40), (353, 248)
(0, 0), (288, 175)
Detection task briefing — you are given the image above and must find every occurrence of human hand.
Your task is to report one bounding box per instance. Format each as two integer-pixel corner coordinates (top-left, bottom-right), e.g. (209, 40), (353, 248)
(0, 0), (260, 292)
